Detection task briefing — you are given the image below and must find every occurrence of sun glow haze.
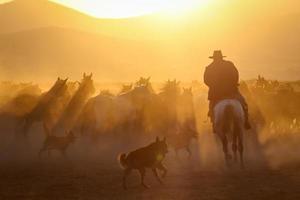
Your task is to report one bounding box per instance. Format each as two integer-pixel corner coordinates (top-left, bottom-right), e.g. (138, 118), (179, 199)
(51, 0), (211, 18)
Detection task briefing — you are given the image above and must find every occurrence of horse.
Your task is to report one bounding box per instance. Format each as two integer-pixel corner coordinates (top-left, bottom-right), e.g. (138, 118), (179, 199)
(214, 99), (245, 168)
(52, 73), (95, 135)
(17, 77), (68, 137)
(79, 84), (154, 137)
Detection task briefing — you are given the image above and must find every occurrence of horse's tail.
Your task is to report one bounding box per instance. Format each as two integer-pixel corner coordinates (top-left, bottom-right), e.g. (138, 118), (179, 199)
(223, 104), (235, 132)
(224, 104), (235, 120)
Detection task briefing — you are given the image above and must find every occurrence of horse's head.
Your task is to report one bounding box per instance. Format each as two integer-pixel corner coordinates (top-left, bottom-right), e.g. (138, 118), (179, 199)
(120, 84), (133, 94)
(78, 73), (96, 97)
(49, 77), (68, 96)
(130, 85), (154, 108)
(161, 79), (181, 99)
(135, 77), (151, 87)
(182, 87), (193, 100)
(135, 77), (154, 94)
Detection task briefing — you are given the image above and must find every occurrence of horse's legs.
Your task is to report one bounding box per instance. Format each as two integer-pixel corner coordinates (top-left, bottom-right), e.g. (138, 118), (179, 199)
(185, 145), (192, 158)
(218, 133), (231, 165)
(237, 131), (244, 169)
(39, 147), (46, 158)
(175, 149), (179, 158)
(22, 119), (32, 138)
(61, 149), (68, 160)
(232, 132), (238, 163)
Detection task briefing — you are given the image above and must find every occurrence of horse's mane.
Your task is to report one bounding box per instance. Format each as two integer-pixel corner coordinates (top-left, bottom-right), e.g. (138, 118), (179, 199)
(160, 79), (181, 98)
(52, 73), (95, 133)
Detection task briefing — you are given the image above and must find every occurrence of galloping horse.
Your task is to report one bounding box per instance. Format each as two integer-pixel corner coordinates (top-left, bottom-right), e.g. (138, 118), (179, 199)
(214, 99), (245, 168)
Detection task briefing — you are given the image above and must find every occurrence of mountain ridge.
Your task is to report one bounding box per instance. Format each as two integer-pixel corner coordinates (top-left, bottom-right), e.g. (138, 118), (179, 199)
(0, 1), (300, 81)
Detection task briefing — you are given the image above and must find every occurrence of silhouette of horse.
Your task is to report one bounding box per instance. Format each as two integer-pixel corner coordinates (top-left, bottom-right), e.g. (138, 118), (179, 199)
(52, 73), (95, 135)
(0, 81), (41, 108)
(80, 83), (154, 137)
(214, 99), (245, 168)
(158, 79), (181, 131)
(18, 78), (68, 137)
(167, 87), (198, 157)
(42, 81), (79, 132)
(177, 87), (196, 125)
(141, 79), (183, 135)
(119, 84), (133, 95)
(135, 77), (155, 93)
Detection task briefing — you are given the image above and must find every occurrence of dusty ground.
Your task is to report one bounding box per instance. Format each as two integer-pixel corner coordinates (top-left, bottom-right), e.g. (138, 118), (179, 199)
(1, 156), (300, 200)
(0, 129), (299, 200)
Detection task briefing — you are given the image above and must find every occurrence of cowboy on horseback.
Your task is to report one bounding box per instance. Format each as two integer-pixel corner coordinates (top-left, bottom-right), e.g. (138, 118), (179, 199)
(204, 50), (251, 132)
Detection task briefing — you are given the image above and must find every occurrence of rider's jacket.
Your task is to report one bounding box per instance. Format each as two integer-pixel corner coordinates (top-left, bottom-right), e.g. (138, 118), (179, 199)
(204, 60), (239, 101)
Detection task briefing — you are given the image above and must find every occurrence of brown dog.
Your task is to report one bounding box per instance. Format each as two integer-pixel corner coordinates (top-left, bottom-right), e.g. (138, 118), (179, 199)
(168, 126), (198, 157)
(39, 131), (76, 158)
(118, 137), (168, 189)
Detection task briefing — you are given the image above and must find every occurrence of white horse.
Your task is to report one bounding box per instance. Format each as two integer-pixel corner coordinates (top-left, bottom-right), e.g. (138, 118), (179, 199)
(214, 99), (245, 168)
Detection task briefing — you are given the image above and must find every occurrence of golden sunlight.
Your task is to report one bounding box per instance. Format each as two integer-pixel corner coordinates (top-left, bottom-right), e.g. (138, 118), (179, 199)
(51, 0), (211, 18)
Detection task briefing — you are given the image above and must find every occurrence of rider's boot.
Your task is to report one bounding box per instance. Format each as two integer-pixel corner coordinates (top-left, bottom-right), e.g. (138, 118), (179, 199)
(235, 92), (251, 130)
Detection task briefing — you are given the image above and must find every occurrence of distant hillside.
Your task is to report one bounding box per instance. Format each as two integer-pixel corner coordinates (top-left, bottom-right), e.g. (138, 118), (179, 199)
(0, 0), (99, 33)
(0, 0), (177, 40)
(0, 27), (194, 81)
(0, 0), (299, 81)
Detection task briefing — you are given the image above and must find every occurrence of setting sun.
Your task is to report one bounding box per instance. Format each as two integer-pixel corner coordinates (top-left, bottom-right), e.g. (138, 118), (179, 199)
(50, 0), (210, 18)
(0, 0), (300, 199)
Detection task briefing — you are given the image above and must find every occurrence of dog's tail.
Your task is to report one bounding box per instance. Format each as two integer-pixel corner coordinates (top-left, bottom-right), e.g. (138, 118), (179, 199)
(118, 153), (128, 169)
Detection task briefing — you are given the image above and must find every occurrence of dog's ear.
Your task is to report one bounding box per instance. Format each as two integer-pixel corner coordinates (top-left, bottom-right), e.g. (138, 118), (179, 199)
(163, 137), (166, 142)
(156, 136), (159, 143)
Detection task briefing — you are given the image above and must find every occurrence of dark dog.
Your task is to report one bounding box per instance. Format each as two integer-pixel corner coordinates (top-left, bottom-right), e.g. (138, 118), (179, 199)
(168, 125), (198, 157)
(118, 137), (168, 189)
(39, 131), (76, 158)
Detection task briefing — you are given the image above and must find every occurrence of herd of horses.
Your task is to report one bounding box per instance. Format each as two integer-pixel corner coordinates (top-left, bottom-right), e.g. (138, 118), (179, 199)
(0, 74), (202, 159)
(1, 74), (298, 170)
(239, 76), (300, 134)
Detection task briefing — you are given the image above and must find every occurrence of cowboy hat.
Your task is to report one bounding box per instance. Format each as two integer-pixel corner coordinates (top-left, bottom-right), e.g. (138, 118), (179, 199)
(209, 50), (226, 59)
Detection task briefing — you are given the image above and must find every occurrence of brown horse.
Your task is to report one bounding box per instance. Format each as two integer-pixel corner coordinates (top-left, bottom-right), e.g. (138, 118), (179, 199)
(79, 82), (154, 136)
(18, 78), (68, 137)
(52, 73), (95, 135)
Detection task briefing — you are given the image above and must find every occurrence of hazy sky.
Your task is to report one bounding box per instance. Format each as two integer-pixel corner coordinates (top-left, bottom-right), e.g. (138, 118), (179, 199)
(1, 0), (299, 18)
(0, 0), (299, 81)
